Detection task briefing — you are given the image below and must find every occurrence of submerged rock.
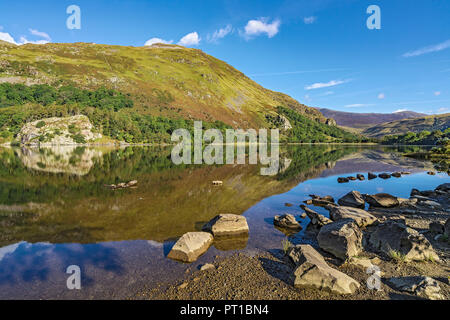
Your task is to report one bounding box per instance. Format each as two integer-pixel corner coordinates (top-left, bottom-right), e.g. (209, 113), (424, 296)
(326, 205), (377, 227)
(338, 191), (365, 209)
(337, 177), (349, 183)
(300, 205), (332, 228)
(317, 219), (363, 261)
(288, 245), (360, 295)
(369, 221), (440, 262)
(167, 232), (214, 263)
(202, 214), (249, 237)
(274, 214), (302, 230)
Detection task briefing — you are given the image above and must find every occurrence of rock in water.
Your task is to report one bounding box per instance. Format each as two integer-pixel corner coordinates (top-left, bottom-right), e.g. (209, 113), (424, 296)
(202, 214), (249, 237)
(317, 219), (363, 261)
(287, 245), (360, 294)
(326, 206), (377, 227)
(364, 193), (399, 208)
(167, 232), (214, 263)
(391, 172), (402, 178)
(356, 174), (365, 181)
(300, 205), (332, 228)
(378, 173), (391, 179)
(274, 214), (302, 230)
(337, 177), (349, 183)
(369, 221), (440, 262)
(387, 276), (443, 300)
(436, 183), (450, 193)
(338, 191), (365, 209)
(368, 172), (377, 180)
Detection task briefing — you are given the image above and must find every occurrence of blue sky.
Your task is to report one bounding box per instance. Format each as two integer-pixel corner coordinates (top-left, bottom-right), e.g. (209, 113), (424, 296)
(0, 0), (449, 114)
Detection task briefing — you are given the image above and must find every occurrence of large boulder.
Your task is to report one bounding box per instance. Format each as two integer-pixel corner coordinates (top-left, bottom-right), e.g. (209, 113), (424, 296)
(338, 191), (365, 209)
(387, 276), (443, 300)
(444, 218), (450, 236)
(287, 245), (360, 295)
(369, 221), (440, 262)
(364, 193), (399, 208)
(167, 232), (214, 263)
(300, 205), (332, 228)
(435, 183), (450, 193)
(202, 214), (249, 237)
(317, 219), (363, 260)
(274, 214), (302, 230)
(326, 206), (377, 227)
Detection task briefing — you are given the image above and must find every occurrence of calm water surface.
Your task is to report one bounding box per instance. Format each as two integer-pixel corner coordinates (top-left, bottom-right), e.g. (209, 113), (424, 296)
(0, 145), (448, 299)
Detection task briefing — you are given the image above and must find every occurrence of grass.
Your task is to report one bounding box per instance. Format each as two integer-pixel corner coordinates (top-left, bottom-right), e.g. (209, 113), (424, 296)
(389, 250), (406, 263)
(281, 238), (292, 255)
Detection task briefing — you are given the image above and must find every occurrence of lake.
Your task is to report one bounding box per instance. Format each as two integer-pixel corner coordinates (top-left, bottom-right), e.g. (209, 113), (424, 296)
(0, 144), (448, 299)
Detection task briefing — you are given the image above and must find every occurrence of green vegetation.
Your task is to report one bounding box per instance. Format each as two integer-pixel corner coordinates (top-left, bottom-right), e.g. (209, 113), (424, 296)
(271, 106), (368, 143)
(382, 128), (450, 145)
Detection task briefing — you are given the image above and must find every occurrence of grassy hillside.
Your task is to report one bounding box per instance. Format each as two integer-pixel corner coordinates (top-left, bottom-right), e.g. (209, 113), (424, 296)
(362, 113), (450, 138)
(0, 41), (362, 143)
(318, 108), (426, 129)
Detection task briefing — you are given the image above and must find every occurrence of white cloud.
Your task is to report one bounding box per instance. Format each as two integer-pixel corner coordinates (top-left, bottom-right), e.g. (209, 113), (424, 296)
(303, 16), (317, 24)
(344, 103), (372, 108)
(208, 25), (232, 43)
(144, 37), (173, 46)
(178, 32), (201, 46)
(437, 107), (448, 113)
(29, 29), (51, 41)
(0, 31), (18, 44)
(434, 91), (441, 96)
(243, 18), (280, 39)
(378, 93), (385, 99)
(0, 28), (51, 45)
(393, 109), (408, 113)
(403, 39), (450, 57)
(305, 79), (349, 90)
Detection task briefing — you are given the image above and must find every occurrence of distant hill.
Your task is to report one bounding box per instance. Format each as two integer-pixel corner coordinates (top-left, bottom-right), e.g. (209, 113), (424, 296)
(362, 113), (450, 138)
(0, 41), (362, 143)
(317, 108), (426, 129)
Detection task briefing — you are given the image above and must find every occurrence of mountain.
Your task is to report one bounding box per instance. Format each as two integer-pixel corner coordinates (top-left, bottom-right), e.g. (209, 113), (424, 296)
(0, 41), (364, 143)
(362, 113), (450, 138)
(317, 108), (426, 129)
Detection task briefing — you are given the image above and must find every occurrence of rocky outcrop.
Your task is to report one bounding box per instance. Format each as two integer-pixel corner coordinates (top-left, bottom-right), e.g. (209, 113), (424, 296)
(274, 214), (302, 230)
(387, 276), (443, 300)
(288, 245), (360, 294)
(326, 206), (377, 227)
(300, 205), (332, 228)
(202, 214), (249, 237)
(317, 219), (363, 260)
(338, 191), (365, 209)
(167, 232), (214, 262)
(17, 115), (102, 146)
(369, 221), (440, 262)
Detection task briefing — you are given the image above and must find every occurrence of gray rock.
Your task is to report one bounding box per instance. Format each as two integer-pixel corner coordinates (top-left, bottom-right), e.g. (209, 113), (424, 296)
(167, 232), (214, 263)
(300, 205), (333, 228)
(387, 276), (443, 300)
(200, 263), (215, 271)
(429, 221), (444, 234)
(368, 172), (377, 180)
(327, 205), (377, 227)
(338, 191), (365, 209)
(444, 218), (450, 236)
(274, 214), (302, 230)
(288, 245), (360, 295)
(317, 219), (363, 260)
(364, 193), (399, 208)
(436, 183), (450, 193)
(369, 221), (440, 262)
(202, 214), (249, 237)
